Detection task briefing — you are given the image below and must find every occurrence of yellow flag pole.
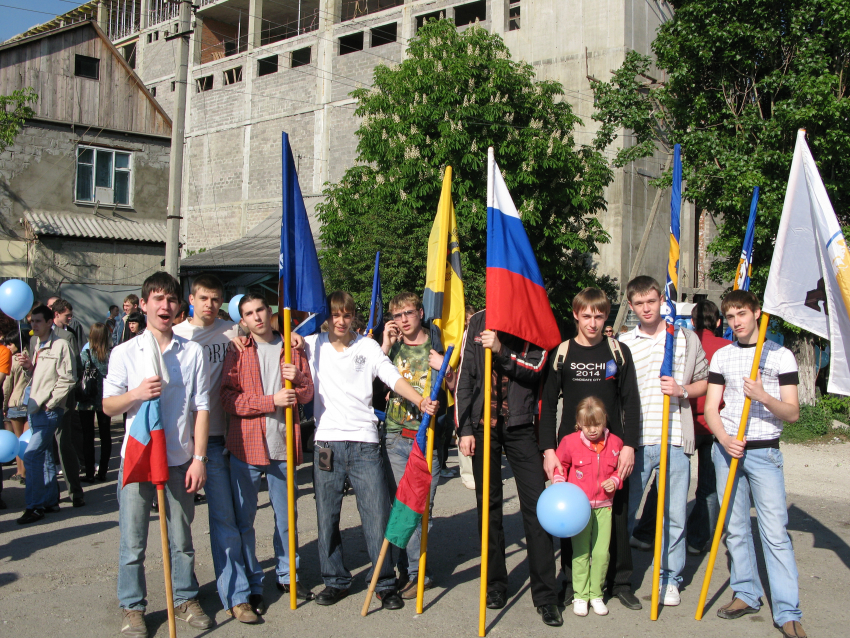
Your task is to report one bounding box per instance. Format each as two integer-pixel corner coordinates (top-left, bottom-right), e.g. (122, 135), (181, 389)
(283, 307), (298, 610)
(478, 346), (492, 637)
(416, 409), (436, 613)
(650, 396), (671, 619)
(695, 312), (770, 620)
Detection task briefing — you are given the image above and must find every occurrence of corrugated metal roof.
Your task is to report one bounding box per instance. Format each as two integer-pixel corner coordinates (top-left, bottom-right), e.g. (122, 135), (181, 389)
(26, 211), (166, 243)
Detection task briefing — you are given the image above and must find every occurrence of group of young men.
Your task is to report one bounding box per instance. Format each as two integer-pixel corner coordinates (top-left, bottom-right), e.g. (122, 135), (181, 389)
(102, 270), (806, 638)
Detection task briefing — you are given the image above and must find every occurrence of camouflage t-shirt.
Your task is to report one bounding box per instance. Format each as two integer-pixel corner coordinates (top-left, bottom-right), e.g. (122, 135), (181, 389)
(385, 338), (432, 433)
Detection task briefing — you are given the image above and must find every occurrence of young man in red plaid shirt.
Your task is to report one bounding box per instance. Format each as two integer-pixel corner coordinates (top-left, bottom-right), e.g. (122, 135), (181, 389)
(221, 293), (314, 615)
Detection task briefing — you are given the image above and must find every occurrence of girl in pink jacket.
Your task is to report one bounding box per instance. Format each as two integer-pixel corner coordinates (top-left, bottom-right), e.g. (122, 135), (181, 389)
(553, 396), (623, 617)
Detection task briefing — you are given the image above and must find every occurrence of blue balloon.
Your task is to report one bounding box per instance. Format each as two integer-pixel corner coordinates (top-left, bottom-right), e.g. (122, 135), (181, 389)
(0, 429), (18, 463)
(537, 482), (592, 538)
(19, 428), (32, 459)
(0, 279), (34, 321)
(228, 295), (244, 323)
(189, 304), (194, 317)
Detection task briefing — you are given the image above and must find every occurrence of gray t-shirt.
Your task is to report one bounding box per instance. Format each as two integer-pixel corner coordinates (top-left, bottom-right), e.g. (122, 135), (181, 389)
(256, 334), (287, 461)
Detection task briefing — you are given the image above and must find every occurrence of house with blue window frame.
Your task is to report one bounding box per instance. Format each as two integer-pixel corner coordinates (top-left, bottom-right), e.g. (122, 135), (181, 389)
(0, 20), (170, 328)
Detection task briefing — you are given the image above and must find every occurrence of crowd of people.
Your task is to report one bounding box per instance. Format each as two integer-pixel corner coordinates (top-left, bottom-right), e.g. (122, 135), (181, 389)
(0, 271), (808, 638)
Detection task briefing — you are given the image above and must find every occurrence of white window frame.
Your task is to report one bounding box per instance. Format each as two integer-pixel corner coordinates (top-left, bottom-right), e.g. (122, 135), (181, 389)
(75, 145), (135, 208)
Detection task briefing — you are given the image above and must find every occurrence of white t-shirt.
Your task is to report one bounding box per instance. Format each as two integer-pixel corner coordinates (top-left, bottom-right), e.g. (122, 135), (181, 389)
(172, 318), (240, 437)
(304, 332), (402, 443)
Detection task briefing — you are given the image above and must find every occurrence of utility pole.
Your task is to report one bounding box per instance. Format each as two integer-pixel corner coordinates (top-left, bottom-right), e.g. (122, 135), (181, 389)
(164, 0), (192, 277)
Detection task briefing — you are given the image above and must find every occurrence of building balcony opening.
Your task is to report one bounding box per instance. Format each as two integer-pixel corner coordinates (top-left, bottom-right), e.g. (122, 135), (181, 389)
(340, 0), (403, 23)
(455, 1), (486, 27)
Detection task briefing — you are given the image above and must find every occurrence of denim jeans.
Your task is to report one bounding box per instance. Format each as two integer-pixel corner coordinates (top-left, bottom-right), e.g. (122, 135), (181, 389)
(314, 440), (395, 592)
(23, 408), (64, 509)
(383, 430), (441, 580)
(230, 454), (300, 591)
(712, 443), (802, 625)
(117, 460), (198, 610)
(205, 436), (251, 608)
(629, 444), (690, 589)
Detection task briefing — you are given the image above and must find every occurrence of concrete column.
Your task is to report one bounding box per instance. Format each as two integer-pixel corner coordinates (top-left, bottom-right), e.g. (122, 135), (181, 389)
(490, 0), (506, 35)
(140, 0), (149, 29)
(312, 0), (339, 193)
(190, 13), (204, 65)
(247, 0), (263, 51)
(400, 1), (413, 60)
(97, 1), (108, 32)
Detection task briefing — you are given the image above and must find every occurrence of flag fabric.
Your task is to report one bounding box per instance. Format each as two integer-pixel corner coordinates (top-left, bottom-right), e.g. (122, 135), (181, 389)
(734, 187), (759, 291)
(122, 331), (170, 487)
(485, 149), (561, 352)
(280, 131), (327, 336)
(423, 167), (465, 368)
(661, 144), (682, 378)
(763, 129), (850, 395)
(366, 251), (383, 335)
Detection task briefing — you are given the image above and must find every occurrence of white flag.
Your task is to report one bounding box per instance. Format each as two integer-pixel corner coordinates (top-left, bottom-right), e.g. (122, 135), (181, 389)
(763, 129), (850, 395)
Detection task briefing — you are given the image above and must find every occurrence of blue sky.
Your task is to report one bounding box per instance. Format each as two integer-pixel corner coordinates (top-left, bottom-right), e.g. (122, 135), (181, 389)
(1, 1), (82, 44)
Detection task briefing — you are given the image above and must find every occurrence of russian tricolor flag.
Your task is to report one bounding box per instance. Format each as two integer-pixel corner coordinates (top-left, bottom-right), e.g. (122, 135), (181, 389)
(122, 398), (169, 487)
(486, 148), (561, 352)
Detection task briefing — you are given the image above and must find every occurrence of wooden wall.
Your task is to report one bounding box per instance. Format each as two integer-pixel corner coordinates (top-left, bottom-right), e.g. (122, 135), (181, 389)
(0, 23), (171, 138)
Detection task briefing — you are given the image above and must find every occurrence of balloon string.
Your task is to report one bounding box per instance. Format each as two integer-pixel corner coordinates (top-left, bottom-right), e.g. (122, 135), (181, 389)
(18, 321), (23, 353)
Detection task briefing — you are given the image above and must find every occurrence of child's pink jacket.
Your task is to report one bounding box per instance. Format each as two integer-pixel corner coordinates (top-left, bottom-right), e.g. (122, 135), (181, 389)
(553, 429), (623, 508)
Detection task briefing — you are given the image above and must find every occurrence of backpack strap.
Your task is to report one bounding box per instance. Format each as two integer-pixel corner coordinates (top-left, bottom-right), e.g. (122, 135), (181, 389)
(553, 339), (571, 373)
(606, 337), (624, 369)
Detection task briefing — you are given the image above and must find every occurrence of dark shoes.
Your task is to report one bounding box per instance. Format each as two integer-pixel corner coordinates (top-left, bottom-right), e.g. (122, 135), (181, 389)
(376, 590), (404, 610)
(174, 599), (214, 629)
(276, 581), (316, 601)
(315, 586), (349, 606)
(537, 604), (564, 627)
(72, 497), (86, 508)
(248, 594), (266, 616)
(781, 620), (808, 638)
(616, 590), (643, 610)
(717, 597), (759, 619)
(486, 590), (507, 609)
(17, 508), (44, 524)
(0, 498), (6, 510)
(43, 504), (61, 514)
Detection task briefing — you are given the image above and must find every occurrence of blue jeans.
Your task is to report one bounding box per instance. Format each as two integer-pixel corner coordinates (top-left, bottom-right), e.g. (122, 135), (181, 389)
(205, 436), (251, 608)
(23, 408), (64, 509)
(117, 460), (197, 610)
(314, 440), (395, 592)
(628, 444), (690, 589)
(712, 443), (802, 625)
(687, 435), (719, 549)
(230, 454), (300, 591)
(384, 430), (441, 580)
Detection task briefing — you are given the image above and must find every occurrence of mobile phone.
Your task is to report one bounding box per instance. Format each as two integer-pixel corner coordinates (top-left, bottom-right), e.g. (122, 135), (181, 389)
(317, 445), (333, 472)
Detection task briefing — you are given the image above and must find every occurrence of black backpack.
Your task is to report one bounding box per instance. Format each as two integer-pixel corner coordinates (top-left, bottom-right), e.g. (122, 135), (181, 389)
(78, 355), (101, 403)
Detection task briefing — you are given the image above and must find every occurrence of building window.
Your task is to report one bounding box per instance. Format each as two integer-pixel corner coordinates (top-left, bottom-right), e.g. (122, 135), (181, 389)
(147, 33), (152, 43)
(155, 31), (159, 41)
(258, 55), (279, 76)
(291, 47), (311, 68)
(123, 42), (136, 69)
(223, 66), (243, 85)
(76, 146), (133, 207)
(371, 23), (397, 47)
(339, 32), (364, 55)
(455, 1), (486, 26)
(509, 1), (520, 31)
(171, 81), (176, 91)
(196, 75), (213, 92)
(150, 85), (157, 97)
(74, 55), (100, 80)
(416, 11), (443, 32)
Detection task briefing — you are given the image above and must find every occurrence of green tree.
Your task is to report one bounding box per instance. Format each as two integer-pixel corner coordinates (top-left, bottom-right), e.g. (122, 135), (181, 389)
(317, 19), (614, 319)
(0, 88), (37, 153)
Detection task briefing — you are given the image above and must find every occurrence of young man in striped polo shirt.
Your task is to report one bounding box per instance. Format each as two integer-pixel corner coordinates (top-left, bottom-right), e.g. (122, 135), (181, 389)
(704, 291), (804, 638)
(619, 276), (708, 606)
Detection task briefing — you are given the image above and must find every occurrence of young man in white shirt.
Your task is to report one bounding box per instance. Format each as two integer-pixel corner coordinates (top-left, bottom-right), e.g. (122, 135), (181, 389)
(304, 291), (438, 611)
(704, 290), (805, 638)
(618, 276), (708, 607)
(103, 272), (213, 638)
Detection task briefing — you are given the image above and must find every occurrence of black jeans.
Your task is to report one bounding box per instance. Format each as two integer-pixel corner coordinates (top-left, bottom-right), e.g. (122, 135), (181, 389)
(55, 408), (84, 500)
(471, 421), (557, 607)
(80, 409), (112, 479)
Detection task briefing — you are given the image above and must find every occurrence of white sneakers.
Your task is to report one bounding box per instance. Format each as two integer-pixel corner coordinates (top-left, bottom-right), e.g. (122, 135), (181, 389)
(572, 599), (588, 616)
(573, 599), (608, 616)
(662, 584), (681, 606)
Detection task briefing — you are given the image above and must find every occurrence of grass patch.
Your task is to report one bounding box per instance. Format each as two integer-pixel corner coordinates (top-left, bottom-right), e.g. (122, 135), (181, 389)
(782, 398), (849, 443)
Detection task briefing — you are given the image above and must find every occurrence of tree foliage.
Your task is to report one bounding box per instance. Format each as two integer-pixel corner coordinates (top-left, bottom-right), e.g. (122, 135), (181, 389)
(590, 0), (850, 295)
(0, 88), (37, 154)
(317, 19), (614, 318)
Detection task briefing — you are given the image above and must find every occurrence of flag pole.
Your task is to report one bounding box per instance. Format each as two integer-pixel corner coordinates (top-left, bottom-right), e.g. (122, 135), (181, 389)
(157, 485), (177, 638)
(650, 398), (671, 620)
(283, 306), (298, 610)
(696, 311), (770, 620)
(478, 346), (492, 637)
(361, 538), (391, 616)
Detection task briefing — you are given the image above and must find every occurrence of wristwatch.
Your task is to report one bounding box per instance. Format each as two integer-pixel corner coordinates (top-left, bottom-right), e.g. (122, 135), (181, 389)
(681, 387), (689, 399)
(192, 454), (208, 464)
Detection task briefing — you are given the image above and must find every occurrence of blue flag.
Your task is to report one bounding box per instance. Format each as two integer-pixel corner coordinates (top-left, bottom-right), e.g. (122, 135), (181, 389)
(366, 251), (383, 335)
(280, 132), (327, 335)
(724, 186), (760, 340)
(661, 144), (682, 379)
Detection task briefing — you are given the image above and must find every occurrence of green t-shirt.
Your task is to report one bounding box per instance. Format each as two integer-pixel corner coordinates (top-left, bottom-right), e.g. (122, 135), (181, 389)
(385, 338), (432, 433)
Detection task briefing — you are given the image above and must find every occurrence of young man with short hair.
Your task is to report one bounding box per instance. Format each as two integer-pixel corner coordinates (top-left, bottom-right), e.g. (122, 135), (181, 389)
(114, 294), (140, 346)
(704, 291), (805, 638)
(380, 291), (446, 598)
(618, 275), (708, 606)
(15, 304), (76, 524)
(304, 291), (438, 611)
(172, 274), (257, 623)
(103, 272), (213, 638)
(539, 287), (642, 611)
(221, 293), (315, 615)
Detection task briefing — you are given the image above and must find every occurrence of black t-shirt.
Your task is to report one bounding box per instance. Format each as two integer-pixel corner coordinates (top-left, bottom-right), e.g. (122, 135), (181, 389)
(538, 338), (641, 449)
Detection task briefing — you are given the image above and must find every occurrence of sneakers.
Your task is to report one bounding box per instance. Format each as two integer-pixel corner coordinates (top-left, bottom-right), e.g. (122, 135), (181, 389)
(661, 584), (680, 606)
(629, 536), (652, 551)
(17, 508), (44, 524)
(440, 467), (458, 478)
(120, 609), (147, 637)
(399, 576), (433, 599)
(573, 599), (588, 616)
(174, 599), (214, 629)
(687, 543), (704, 555)
(589, 598), (609, 616)
(227, 603), (259, 624)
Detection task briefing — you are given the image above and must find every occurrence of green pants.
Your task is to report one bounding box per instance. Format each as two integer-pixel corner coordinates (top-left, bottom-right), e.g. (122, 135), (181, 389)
(571, 506), (612, 601)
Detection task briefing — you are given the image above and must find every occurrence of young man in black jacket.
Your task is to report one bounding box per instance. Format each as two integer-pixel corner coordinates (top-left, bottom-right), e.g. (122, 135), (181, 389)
(538, 288), (642, 610)
(455, 310), (562, 627)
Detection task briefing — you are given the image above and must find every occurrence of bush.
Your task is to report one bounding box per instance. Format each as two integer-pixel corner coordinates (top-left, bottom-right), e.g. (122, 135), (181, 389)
(781, 402), (832, 443)
(818, 394), (850, 422)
